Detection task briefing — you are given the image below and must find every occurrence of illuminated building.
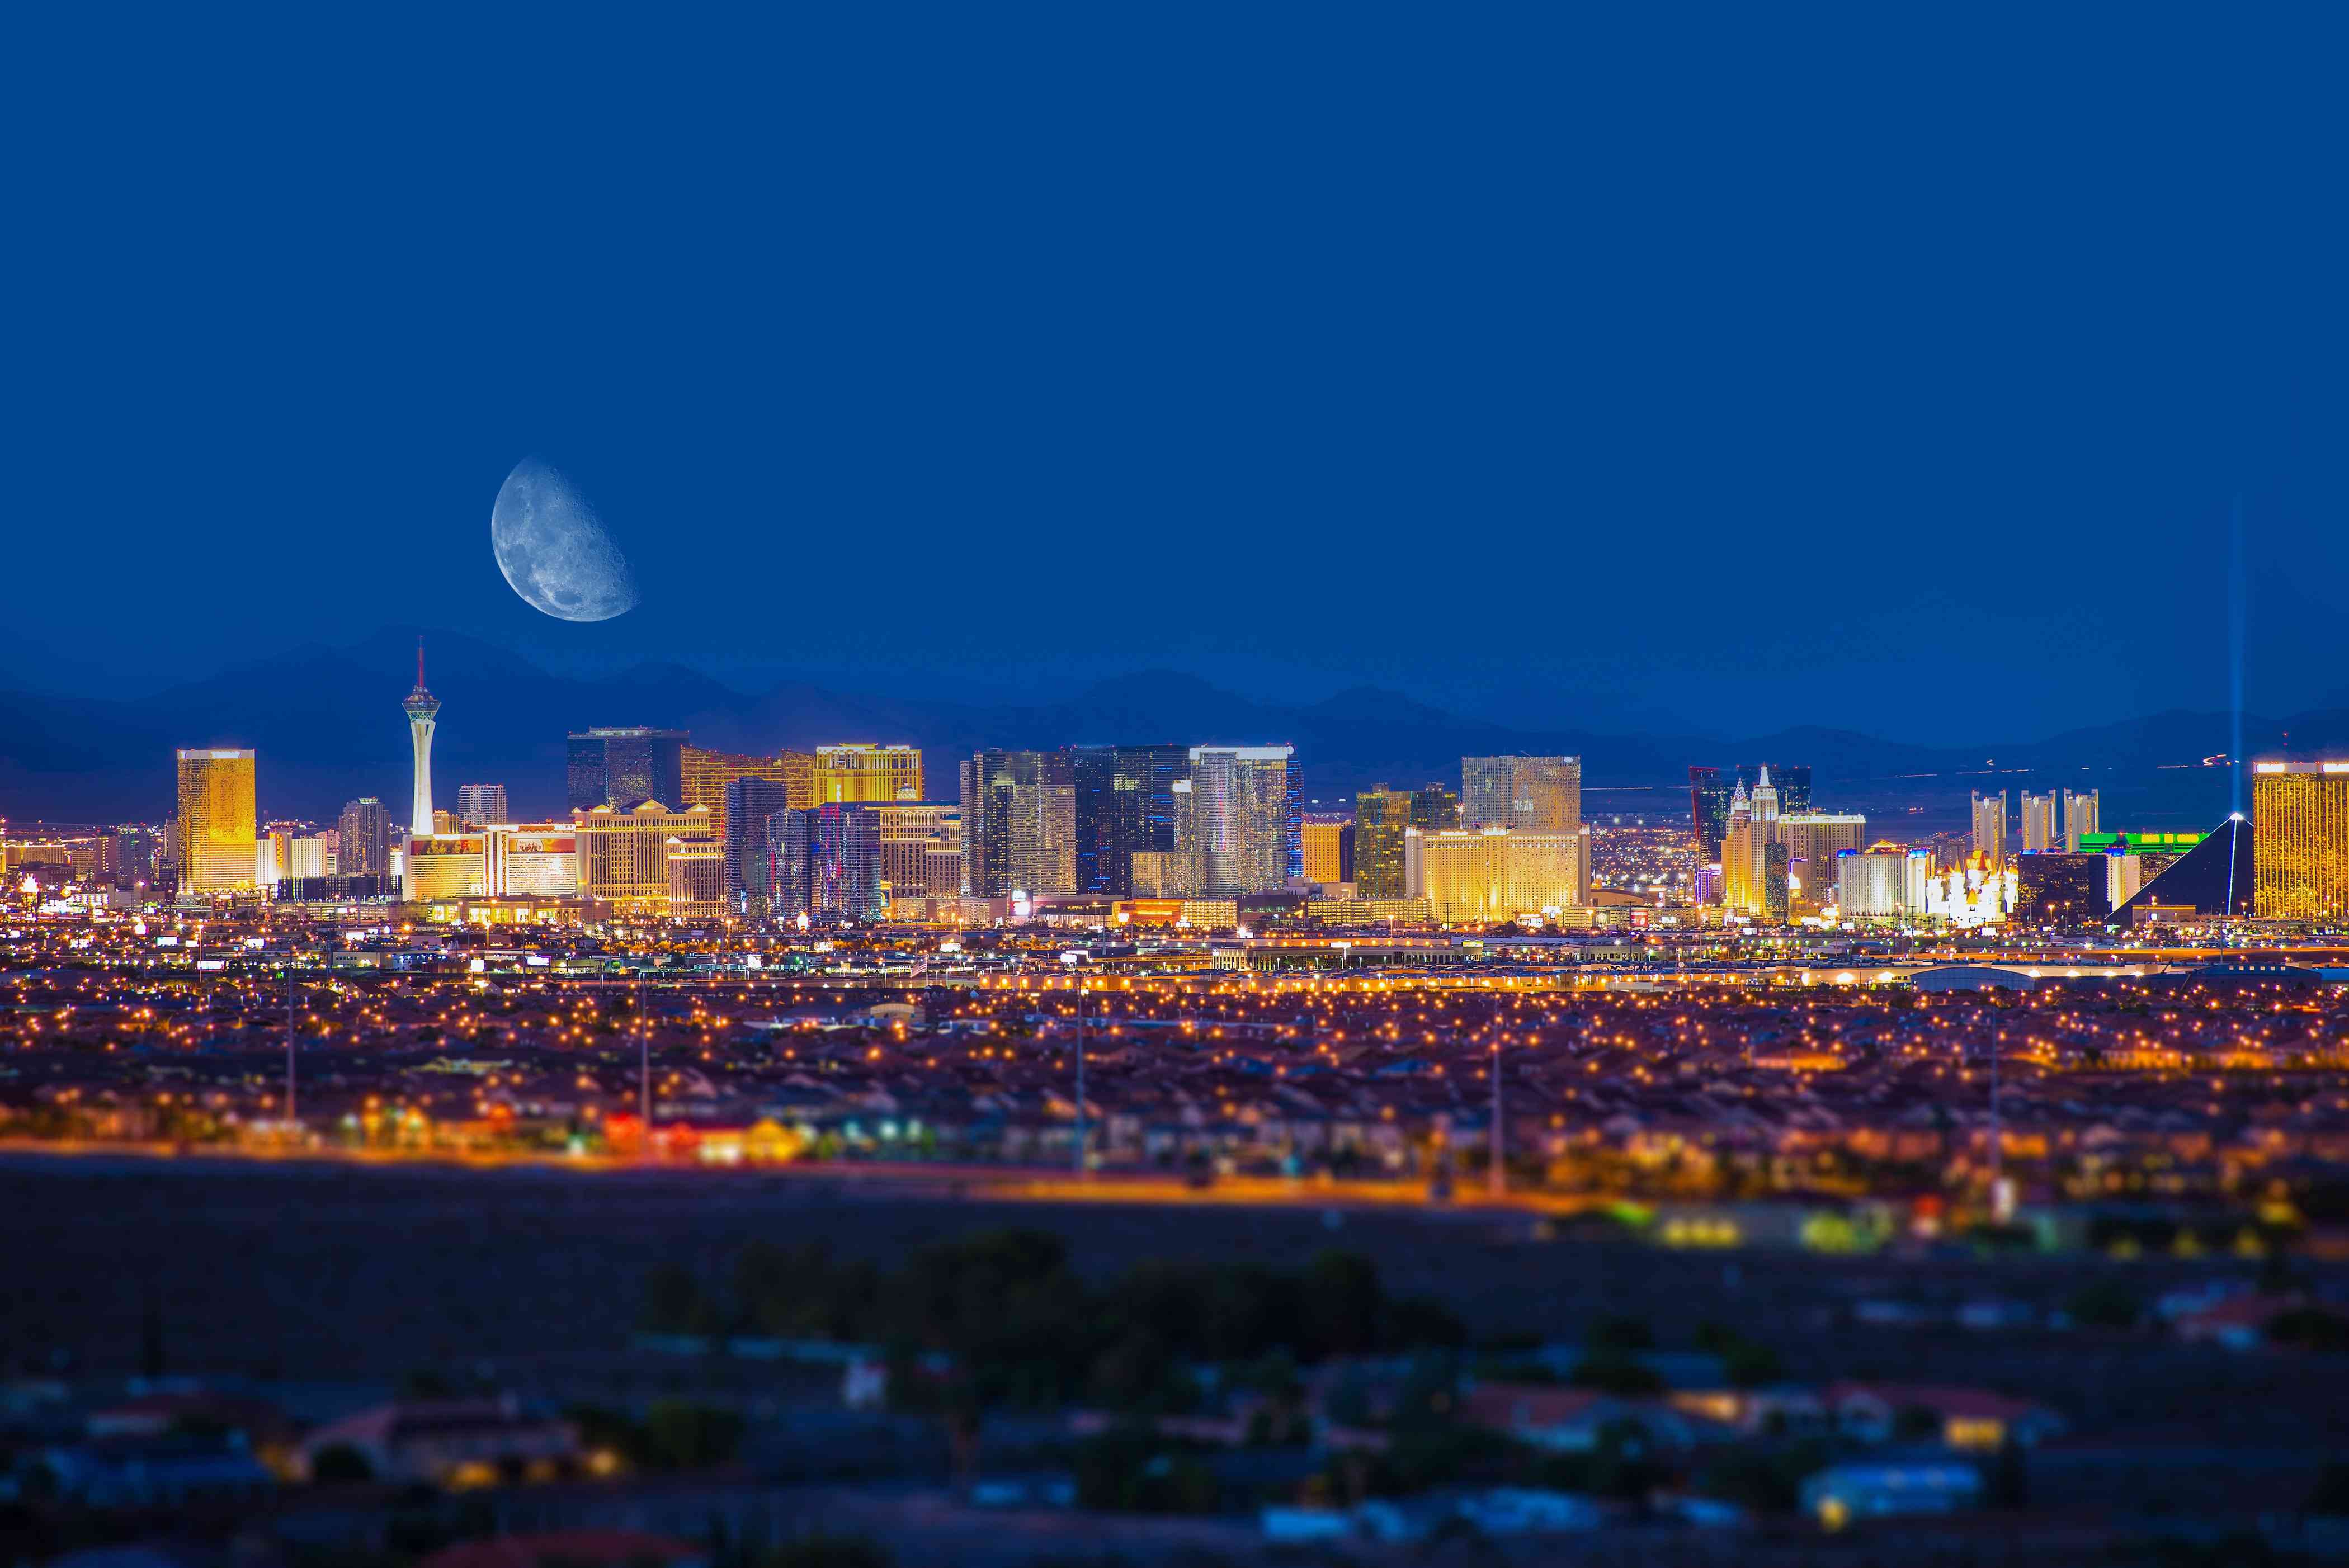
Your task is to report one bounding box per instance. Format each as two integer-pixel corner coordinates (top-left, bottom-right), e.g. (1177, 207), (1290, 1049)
(104, 825), (161, 887)
(1301, 813), (1353, 886)
(1129, 849), (1196, 898)
(721, 777), (795, 914)
(1404, 825), (1584, 924)
(574, 800), (714, 914)
(765, 804), (883, 920)
(2013, 851), (2110, 925)
(2062, 788), (2100, 852)
(1923, 856), (2014, 925)
(2020, 791), (2056, 853)
(1688, 766), (1731, 867)
(176, 748), (257, 894)
(1720, 770), (1779, 917)
(1353, 786), (1411, 899)
(567, 729), (687, 813)
(1349, 780), (1455, 900)
(682, 746), (815, 839)
(815, 744), (922, 804)
(1776, 811), (1867, 914)
(1072, 746), (1190, 895)
(1836, 844), (1929, 920)
(1715, 771), (1857, 921)
(337, 798), (393, 878)
(262, 820), (303, 888)
(432, 811), (462, 835)
(404, 833), (488, 900)
(1736, 763), (1810, 814)
(275, 874), (392, 904)
(1183, 745), (1299, 896)
(484, 824), (578, 896)
(454, 784), (508, 828)
(1304, 898), (1432, 925)
(286, 835), (330, 880)
(871, 801), (961, 899)
(960, 749), (1076, 896)
(1463, 755), (1581, 834)
(1095, 745), (1190, 896)
(664, 836), (724, 920)
(2078, 829), (2199, 908)
(2118, 815), (2253, 920)
(2254, 761), (2349, 920)
(1971, 791), (2008, 871)
(806, 805), (883, 920)
(1411, 782), (1460, 832)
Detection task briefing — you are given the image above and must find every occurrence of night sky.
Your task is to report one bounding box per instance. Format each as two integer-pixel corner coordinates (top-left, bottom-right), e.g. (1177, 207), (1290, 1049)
(7, 12), (2347, 744)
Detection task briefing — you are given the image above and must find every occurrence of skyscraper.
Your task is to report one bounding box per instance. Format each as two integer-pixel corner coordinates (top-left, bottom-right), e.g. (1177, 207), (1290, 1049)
(1461, 756), (1582, 833)
(1301, 813), (1353, 886)
(1106, 744), (1189, 895)
(960, 749), (1077, 896)
(761, 804), (884, 920)
(1687, 766), (1732, 866)
(404, 641), (440, 838)
(1773, 766), (1812, 815)
(1405, 826), (1583, 924)
(683, 746), (814, 839)
(454, 783), (508, 828)
(2253, 762), (2349, 920)
(1720, 767), (1789, 918)
(337, 798), (393, 878)
(2062, 787), (2101, 852)
(568, 728), (688, 813)
(1776, 811), (1869, 913)
(814, 744), (923, 804)
(1071, 747), (1119, 894)
(2019, 791), (2056, 853)
(1353, 786), (1412, 899)
(806, 803), (884, 920)
(1735, 763), (1810, 814)
(721, 776), (795, 914)
(177, 748), (257, 894)
(1410, 783), (1460, 833)
(1971, 791), (2008, 871)
(1183, 745), (1298, 896)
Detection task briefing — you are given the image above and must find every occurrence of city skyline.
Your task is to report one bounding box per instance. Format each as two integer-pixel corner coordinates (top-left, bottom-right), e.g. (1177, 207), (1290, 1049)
(12, 10), (2349, 1557)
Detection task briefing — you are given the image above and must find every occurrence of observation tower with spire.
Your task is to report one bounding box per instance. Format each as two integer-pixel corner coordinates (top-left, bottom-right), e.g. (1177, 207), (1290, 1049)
(404, 637), (440, 837)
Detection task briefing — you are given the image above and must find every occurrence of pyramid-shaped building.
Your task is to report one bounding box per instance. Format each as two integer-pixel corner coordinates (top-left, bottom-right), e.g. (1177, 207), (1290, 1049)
(2116, 814), (2254, 920)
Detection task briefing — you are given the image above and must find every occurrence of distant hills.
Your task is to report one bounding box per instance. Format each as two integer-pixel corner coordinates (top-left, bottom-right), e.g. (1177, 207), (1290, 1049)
(0, 625), (2331, 826)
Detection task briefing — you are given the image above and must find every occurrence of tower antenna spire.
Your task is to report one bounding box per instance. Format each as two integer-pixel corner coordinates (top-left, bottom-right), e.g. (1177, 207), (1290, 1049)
(417, 635), (425, 689)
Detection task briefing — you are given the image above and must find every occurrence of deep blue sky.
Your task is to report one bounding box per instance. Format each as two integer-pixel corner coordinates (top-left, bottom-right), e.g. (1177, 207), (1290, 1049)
(6, 11), (2346, 743)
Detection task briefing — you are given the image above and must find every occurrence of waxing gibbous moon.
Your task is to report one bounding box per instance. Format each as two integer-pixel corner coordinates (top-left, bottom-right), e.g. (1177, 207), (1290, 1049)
(489, 457), (640, 622)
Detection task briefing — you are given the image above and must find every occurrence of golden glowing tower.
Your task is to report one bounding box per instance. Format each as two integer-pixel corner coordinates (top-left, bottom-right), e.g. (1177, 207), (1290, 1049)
(176, 748), (257, 894)
(681, 745), (817, 836)
(815, 744), (923, 803)
(2253, 763), (2349, 920)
